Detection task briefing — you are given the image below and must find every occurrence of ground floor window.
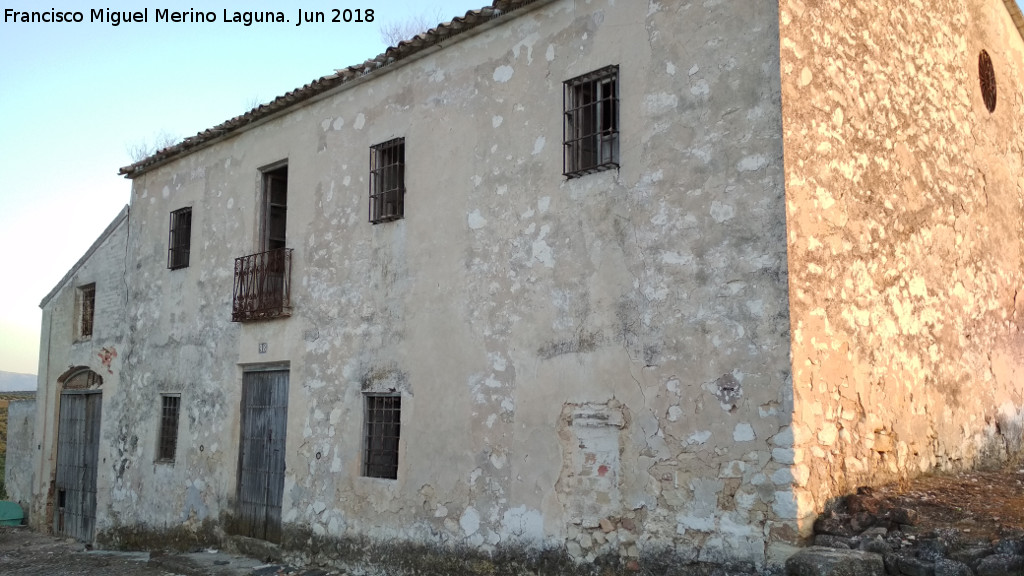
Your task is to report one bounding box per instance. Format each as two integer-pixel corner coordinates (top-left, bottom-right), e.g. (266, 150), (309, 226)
(362, 395), (400, 479)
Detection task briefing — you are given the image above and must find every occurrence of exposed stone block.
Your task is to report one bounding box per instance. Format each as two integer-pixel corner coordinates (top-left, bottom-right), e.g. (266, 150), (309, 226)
(785, 547), (885, 576)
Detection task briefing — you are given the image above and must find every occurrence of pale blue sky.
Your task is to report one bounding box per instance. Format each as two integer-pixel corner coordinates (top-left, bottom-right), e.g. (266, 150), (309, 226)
(0, 0), (484, 374)
(2, 2), (1024, 376)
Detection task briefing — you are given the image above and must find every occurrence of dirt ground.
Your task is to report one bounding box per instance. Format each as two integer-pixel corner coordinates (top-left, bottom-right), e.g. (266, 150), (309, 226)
(0, 525), (169, 576)
(871, 461), (1024, 543)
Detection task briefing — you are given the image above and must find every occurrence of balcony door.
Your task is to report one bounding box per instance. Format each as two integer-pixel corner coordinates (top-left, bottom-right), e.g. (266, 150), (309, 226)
(261, 165), (287, 252)
(231, 164), (292, 322)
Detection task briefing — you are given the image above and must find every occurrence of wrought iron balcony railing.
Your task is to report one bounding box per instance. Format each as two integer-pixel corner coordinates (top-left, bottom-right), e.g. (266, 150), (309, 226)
(232, 248), (293, 322)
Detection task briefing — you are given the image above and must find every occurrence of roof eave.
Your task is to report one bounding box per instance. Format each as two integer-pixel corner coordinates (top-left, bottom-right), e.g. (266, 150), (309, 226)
(118, 0), (550, 180)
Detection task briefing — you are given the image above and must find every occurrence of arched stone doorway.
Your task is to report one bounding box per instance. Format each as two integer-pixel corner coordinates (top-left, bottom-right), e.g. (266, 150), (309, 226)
(52, 367), (103, 542)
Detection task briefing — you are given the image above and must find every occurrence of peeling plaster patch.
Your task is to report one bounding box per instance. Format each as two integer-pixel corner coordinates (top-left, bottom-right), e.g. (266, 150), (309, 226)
(320, 119), (331, 131)
(733, 423), (756, 442)
(460, 506), (481, 535)
(532, 136), (546, 155)
(720, 461), (746, 478)
(661, 251), (693, 266)
(353, 113), (365, 130)
(545, 44), (555, 61)
(667, 61), (676, 75)
(687, 430), (712, 445)
(668, 405), (684, 422)
(538, 196), (551, 213)
(490, 450), (507, 469)
(512, 33), (539, 63)
(332, 117), (345, 130)
(501, 506), (544, 545)
(493, 65), (514, 83)
(738, 155), (769, 172)
(468, 210), (488, 230)
(689, 65), (700, 76)
(492, 115), (503, 128)
(645, 92), (679, 114)
(343, 175), (351, 186)
(799, 67), (813, 86)
(710, 201), (735, 223)
(181, 481), (209, 521)
(690, 80), (710, 98)
(532, 225), (554, 268)
(162, 186), (170, 199)
(746, 299), (765, 317)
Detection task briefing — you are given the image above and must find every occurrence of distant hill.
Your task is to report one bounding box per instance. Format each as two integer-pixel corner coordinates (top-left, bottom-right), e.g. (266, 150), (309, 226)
(0, 371), (37, 392)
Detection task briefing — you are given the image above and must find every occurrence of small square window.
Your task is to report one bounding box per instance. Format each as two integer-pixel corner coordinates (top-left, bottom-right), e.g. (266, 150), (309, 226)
(563, 65), (620, 178)
(362, 395), (400, 479)
(157, 394), (181, 462)
(369, 138), (405, 224)
(168, 207), (192, 269)
(77, 283), (96, 340)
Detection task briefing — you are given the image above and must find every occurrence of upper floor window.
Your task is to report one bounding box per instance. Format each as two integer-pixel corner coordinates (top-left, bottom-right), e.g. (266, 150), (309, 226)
(76, 283), (95, 341)
(563, 65), (620, 178)
(262, 165), (288, 251)
(168, 207), (192, 269)
(369, 138), (405, 224)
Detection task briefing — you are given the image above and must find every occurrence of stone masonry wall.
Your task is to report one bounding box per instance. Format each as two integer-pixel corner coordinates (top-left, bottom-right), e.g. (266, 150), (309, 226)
(102, 0), (796, 570)
(780, 0), (1024, 533)
(6, 399), (36, 517)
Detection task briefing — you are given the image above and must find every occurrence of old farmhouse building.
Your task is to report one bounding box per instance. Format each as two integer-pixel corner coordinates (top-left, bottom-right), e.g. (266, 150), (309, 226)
(27, 0), (1024, 572)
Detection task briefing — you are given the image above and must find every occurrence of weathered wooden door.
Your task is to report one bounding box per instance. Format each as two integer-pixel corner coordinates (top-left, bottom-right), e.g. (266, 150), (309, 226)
(236, 369), (289, 542)
(53, 391), (102, 542)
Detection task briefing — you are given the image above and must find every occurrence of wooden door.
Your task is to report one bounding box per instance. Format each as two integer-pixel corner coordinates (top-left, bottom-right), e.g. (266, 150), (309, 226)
(235, 370), (289, 542)
(53, 391), (102, 542)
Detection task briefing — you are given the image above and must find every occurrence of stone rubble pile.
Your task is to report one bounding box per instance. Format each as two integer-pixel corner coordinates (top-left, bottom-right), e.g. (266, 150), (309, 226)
(787, 487), (1024, 576)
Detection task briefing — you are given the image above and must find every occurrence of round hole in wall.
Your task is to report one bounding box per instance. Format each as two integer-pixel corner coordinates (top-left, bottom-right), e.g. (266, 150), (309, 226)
(979, 49), (997, 113)
(200, 444), (205, 452)
(315, 451), (322, 460)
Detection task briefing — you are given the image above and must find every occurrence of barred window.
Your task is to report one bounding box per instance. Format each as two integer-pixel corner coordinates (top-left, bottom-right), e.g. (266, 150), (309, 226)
(369, 138), (405, 224)
(168, 207), (192, 269)
(363, 395), (400, 479)
(157, 394), (180, 462)
(563, 65), (620, 178)
(77, 283), (95, 340)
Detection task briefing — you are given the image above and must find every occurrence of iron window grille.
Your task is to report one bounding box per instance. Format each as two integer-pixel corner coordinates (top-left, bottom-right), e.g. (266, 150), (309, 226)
(362, 395), (401, 479)
(78, 284), (95, 340)
(157, 394), (180, 462)
(563, 65), (620, 178)
(168, 207), (192, 269)
(369, 138), (405, 224)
